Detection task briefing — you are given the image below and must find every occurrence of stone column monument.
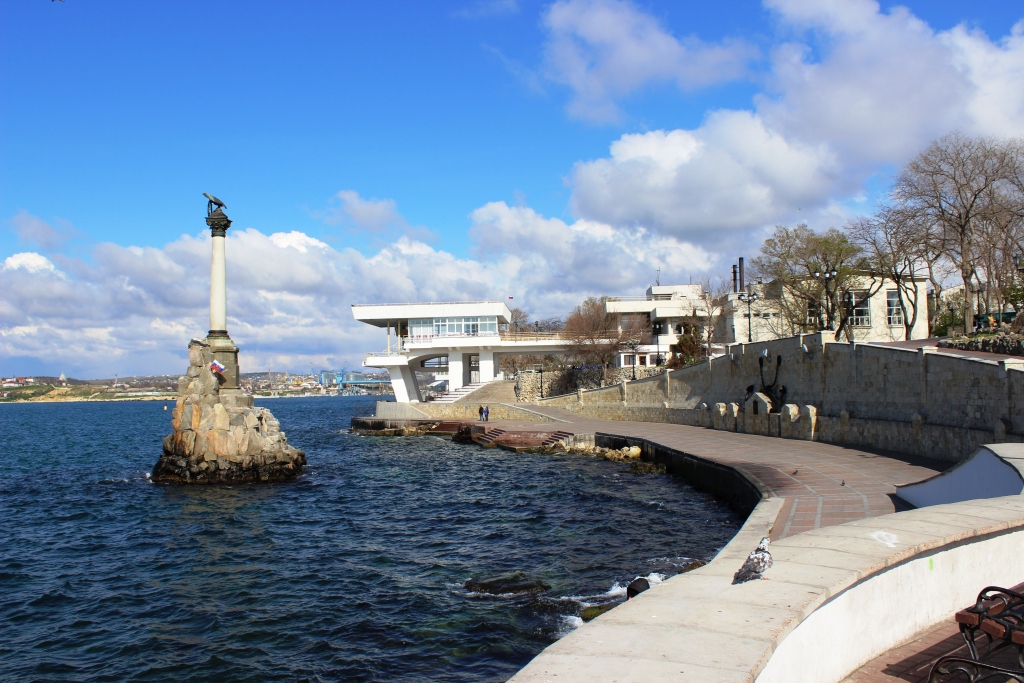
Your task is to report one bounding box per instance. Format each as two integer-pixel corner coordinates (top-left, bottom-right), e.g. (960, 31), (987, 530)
(151, 194), (305, 484)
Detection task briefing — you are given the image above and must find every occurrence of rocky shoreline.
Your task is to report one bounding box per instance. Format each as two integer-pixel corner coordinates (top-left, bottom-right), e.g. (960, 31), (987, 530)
(350, 417), (666, 471)
(152, 339), (305, 484)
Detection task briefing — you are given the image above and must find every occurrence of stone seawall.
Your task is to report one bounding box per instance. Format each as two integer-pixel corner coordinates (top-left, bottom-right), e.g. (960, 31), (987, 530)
(515, 366), (664, 402)
(411, 402), (556, 422)
(595, 433), (763, 513)
(536, 333), (1024, 461)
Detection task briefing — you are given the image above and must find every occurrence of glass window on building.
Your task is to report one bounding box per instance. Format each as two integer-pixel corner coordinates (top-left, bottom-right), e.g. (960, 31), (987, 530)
(886, 290), (904, 326)
(850, 291), (871, 327)
(410, 316), (500, 339)
(623, 354), (636, 366)
(409, 318), (433, 339)
(806, 300), (819, 326)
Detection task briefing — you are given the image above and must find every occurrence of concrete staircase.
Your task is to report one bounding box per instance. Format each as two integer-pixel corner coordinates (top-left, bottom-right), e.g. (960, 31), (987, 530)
(473, 428), (507, 447)
(470, 428), (575, 452)
(431, 382), (485, 404)
(540, 430), (575, 448)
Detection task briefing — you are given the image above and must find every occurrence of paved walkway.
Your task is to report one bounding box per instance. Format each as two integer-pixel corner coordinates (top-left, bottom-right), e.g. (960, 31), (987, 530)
(472, 406), (947, 539)
(840, 618), (1021, 682)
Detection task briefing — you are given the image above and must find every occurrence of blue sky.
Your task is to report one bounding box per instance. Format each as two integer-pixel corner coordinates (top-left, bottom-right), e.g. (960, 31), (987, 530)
(2, 0), (1023, 377)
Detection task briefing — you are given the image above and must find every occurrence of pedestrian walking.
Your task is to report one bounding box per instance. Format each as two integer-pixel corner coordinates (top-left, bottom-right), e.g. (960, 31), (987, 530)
(478, 405), (484, 421)
(483, 406), (489, 422)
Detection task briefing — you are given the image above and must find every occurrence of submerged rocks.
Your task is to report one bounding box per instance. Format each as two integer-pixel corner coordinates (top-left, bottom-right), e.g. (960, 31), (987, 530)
(580, 602), (616, 622)
(464, 572), (551, 595)
(151, 338), (305, 485)
(628, 461), (667, 474)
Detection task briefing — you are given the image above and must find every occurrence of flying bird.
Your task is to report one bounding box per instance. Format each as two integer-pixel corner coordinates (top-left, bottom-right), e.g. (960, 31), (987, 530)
(203, 193), (226, 210)
(733, 536), (773, 584)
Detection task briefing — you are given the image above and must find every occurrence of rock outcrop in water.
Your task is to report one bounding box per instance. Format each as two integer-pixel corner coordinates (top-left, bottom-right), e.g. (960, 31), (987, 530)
(464, 572), (550, 595)
(151, 338), (305, 484)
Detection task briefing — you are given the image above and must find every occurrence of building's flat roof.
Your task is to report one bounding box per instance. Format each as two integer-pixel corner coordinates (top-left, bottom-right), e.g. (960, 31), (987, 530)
(352, 301), (512, 327)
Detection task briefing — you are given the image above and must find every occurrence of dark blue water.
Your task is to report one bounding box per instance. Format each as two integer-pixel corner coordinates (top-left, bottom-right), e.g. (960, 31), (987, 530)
(0, 396), (743, 682)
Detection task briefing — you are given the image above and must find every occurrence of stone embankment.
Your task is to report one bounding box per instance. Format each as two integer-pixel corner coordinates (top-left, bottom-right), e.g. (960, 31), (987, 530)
(152, 339), (305, 484)
(939, 332), (1024, 355)
(535, 332), (1024, 462)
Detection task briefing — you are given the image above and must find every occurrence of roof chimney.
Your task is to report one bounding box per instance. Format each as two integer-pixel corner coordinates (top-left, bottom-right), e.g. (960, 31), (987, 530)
(738, 257), (746, 292)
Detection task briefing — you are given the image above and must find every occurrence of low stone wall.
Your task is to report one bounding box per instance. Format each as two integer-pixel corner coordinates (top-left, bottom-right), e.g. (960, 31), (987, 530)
(413, 402), (555, 422)
(515, 367), (664, 402)
(535, 333), (1024, 461)
(546, 402), (1018, 462)
(510, 495), (1024, 683)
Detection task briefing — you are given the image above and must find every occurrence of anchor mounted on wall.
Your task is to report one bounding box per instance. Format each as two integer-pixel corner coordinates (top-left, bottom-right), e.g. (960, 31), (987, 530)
(744, 355), (787, 414)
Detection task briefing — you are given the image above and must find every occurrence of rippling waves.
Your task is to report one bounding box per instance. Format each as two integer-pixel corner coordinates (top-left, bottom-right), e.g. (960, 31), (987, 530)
(0, 396), (743, 682)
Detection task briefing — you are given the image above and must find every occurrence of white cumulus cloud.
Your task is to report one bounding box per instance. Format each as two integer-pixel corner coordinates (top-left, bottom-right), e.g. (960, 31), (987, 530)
(559, 0), (1024, 248)
(542, 0), (755, 122)
(570, 112), (839, 243)
(3, 252), (60, 274)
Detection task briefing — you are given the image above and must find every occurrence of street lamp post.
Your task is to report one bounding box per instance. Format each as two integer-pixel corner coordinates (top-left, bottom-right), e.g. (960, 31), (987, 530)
(737, 292), (759, 343)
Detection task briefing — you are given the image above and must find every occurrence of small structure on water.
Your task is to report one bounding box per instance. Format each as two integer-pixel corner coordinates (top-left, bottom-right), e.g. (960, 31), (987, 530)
(151, 195), (305, 484)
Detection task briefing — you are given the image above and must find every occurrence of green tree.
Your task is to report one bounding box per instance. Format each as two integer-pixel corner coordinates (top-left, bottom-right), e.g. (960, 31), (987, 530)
(752, 225), (882, 341)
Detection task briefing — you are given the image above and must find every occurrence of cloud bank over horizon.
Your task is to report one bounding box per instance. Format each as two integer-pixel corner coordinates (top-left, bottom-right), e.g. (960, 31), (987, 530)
(4, 0), (1024, 377)
(1, 206), (709, 378)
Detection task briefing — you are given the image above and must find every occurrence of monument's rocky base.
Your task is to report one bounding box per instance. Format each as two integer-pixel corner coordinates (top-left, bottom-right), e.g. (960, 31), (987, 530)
(152, 339), (305, 484)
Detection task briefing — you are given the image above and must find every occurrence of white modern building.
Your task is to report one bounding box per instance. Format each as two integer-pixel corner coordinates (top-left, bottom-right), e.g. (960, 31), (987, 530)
(352, 301), (573, 402)
(604, 284), (712, 367)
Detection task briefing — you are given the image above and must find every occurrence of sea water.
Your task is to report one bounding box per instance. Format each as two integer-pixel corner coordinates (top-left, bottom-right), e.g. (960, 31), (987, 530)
(0, 396), (743, 682)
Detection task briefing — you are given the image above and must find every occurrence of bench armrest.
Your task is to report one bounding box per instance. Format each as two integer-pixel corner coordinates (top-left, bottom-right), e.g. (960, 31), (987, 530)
(968, 586), (1024, 616)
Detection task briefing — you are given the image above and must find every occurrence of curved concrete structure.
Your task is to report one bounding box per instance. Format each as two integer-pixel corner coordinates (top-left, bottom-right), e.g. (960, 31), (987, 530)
(896, 443), (1024, 508)
(510, 496), (1024, 683)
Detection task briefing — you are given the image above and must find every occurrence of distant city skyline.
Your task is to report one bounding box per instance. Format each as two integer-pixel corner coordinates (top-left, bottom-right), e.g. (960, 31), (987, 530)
(2, 0), (1023, 377)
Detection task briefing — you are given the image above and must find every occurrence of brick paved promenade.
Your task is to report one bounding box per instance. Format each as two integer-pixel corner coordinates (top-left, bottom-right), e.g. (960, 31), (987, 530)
(476, 405), (947, 539)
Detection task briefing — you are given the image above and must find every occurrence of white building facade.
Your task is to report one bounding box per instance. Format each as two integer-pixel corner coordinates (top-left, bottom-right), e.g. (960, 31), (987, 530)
(604, 284), (712, 367)
(352, 301), (573, 402)
(718, 276), (930, 344)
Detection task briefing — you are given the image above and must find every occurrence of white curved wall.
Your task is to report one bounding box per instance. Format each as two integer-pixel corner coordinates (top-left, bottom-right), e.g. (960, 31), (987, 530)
(755, 526), (1024, 683)
(897, 447), (1024, 508)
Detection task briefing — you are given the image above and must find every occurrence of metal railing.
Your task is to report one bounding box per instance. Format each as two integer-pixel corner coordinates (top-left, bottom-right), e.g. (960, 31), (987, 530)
(500, 331), (570, 341)
(351, 300), (507, 307)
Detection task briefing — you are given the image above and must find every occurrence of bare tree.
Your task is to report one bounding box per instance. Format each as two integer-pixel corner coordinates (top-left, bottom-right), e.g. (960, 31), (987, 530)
(848, 206), (925, 340)
(696, 275), (728, 354)
(563, 297), (619, 370)
(893, 132), (1021, 335)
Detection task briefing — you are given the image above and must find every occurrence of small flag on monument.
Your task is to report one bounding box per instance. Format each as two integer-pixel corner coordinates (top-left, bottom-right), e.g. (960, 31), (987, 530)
(210, 360), (226, 374)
